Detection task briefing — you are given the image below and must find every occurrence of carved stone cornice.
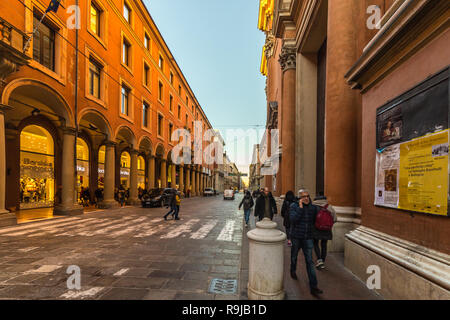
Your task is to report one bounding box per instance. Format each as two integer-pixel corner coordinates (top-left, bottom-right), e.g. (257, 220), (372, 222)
(267, 101), (278, 130)
(278, 44), (296, 71)
(345, 0), (449, 93)
(264, 33), (276, 59)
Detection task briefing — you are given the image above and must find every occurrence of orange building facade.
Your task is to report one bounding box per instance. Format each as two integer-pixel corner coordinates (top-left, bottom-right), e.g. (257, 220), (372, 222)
(0, 0), (215, 223)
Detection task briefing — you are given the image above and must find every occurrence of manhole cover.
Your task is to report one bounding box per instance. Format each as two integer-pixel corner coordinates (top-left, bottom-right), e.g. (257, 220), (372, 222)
(208, 279), (237, 295)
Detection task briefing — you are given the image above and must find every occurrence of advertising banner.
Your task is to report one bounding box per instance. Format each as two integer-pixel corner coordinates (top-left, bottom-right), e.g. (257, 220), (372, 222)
(398, 130), (449, 216)
(375, 130), (449, 216)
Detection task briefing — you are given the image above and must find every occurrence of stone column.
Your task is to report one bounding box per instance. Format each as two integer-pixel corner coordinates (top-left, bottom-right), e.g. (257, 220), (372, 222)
(278, 43), (296, 196)
(161, 159), (167, 188)
(54, 127), (83, 215)
(185, 165), (191, 195)
(171, 163), (176, 188)
(129, 149), (139, 204)
(179, 164), (184, 194)
(99, 141), (117, 209)
(325, 0), (360, 252)
(191, 166), (196, 196)
(0, 106), (16, 226)
(195, 167), (200, 196)
(147, 155), (155, 190)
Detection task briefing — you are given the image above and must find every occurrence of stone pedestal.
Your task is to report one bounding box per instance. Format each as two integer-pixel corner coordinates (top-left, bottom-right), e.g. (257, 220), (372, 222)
(247, 218), (286, 300)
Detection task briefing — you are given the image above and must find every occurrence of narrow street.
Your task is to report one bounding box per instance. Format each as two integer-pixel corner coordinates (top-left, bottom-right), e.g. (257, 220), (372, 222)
(0, 195), (244, 300)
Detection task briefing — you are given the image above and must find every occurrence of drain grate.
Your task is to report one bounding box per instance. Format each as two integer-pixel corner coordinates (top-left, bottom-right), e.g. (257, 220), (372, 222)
(208, 279), (238, 295)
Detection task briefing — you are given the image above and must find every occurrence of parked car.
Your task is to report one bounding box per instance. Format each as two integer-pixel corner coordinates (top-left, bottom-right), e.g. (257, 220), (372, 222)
(203, 188), (214, 197)
(223, 189), (235, 200)
(141, 188), (174, 208)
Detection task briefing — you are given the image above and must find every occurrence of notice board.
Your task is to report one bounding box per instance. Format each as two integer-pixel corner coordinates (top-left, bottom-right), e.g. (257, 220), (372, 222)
(375, 68), (449, 217)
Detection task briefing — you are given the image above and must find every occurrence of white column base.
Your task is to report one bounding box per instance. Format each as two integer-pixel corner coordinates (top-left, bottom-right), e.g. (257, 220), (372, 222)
(345, 226), (450, 300)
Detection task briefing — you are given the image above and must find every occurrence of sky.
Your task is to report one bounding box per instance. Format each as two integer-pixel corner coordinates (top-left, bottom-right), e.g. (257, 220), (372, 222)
(144, 0), (267, 175)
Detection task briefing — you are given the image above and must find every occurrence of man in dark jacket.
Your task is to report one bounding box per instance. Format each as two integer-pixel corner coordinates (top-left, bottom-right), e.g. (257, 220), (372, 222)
(289, 189), (323, 296)
(254, 187), (277, 221)
(163, 190), (176, 220)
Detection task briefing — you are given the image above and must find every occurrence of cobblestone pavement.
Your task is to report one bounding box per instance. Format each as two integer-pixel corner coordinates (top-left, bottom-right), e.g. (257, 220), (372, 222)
(0, 195), (244, 300)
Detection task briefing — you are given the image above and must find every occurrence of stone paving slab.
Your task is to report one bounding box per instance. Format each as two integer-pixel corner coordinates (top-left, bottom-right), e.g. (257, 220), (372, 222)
(0, 195), (244, 300)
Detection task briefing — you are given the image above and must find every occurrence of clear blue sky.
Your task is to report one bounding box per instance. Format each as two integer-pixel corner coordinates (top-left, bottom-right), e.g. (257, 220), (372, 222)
(144, 0), (267, 173)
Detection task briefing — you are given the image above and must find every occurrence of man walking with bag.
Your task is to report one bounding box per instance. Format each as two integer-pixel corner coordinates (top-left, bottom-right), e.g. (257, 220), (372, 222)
(239, 190), (254, 228)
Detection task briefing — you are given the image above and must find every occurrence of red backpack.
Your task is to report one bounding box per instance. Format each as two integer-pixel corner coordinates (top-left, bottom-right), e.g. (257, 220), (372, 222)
(315, 204), (334, 231)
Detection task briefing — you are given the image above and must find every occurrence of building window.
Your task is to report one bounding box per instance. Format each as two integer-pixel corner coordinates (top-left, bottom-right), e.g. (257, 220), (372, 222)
(186, 96), (189, 106)
(144, 63), (150, 87)
(158, 81), (163, 101)
(122, 38), (131, 66)
(169, 95), (173, 112)
(159, 55), (164, 70)
(123, 2), (131, 23)
(144, 33), (150, 50)
(121, 85), (130, 116)
(158, 114), (163, 136)
(33, 15), (55, 71)
(178, 105), (181, 120)
(185, 114), (188, 125)
(170, 72), (174, 85)
(178, 85), (181, 95)
(90, 2), (101, 36)
(89, 58), (101, 98)
(142, 102), (149, 128)
(169, 123), (173, 140)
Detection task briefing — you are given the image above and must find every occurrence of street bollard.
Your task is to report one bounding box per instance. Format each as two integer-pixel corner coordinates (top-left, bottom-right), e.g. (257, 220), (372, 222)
(247, 218), (286, 300)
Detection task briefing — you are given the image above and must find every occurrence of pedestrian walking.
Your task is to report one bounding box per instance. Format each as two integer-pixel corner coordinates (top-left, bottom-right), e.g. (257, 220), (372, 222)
(239, 190), (254, 228)
(312, 195), (337, 270)
(289, 189), (323, 296)
(118, 185), (126, 207)
(254, 187), (277, 221)
(173, 191), (181, 220)
(163, 190), (176, 220)
(281, 190), (296, 247)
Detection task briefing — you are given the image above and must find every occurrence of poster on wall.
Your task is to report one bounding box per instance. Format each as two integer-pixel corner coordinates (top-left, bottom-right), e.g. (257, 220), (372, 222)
(374, 68), (449, 217)
(398, 130), (449, 216)
(375, 144), (400, 208)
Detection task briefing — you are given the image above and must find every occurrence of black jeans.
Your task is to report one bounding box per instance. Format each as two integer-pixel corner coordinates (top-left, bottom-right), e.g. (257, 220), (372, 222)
(290, 238), (318, 289)
(313, 239), (328, 262)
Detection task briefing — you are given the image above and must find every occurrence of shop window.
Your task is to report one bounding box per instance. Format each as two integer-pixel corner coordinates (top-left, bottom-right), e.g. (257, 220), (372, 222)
(137, 156), (145, 189)
(98, 145), (105, 188)
(20, 125), (55, 209)
(76, 138), (90, 203)
(120, 151), (131, 188)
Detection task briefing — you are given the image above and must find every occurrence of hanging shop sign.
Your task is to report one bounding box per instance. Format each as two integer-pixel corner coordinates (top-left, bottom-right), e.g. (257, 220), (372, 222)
(374, 68), (449, 217)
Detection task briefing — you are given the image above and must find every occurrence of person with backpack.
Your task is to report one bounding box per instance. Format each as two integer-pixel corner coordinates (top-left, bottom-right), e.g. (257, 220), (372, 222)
(281, 191), (296, 247)
(289, 189), (323, 296)
(239, 191), (254, 228)
(312, 195), (337, 270)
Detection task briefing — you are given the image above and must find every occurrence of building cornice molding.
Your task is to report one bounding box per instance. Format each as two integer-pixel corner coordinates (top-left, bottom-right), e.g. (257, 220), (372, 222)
(273, 0), (300, 39)
(345, 0), (450, 93)
(346, 226), (450, 291)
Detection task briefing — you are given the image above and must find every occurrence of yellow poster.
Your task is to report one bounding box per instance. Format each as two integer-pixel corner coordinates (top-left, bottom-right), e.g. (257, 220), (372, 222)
(398, 130), (449, 216)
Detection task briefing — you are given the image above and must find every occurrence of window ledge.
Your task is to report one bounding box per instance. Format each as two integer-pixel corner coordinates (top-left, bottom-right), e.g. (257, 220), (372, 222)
(29, 60), (66, 86)
(119, 113), (134, 124)
(121, 62), (133, 76)
(87, 29), (108, 50)
(86, 93), (107, 109)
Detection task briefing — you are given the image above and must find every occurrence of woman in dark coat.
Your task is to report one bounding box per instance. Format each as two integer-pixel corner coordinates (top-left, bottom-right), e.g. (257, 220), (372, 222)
(281, 191), (296, 247)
